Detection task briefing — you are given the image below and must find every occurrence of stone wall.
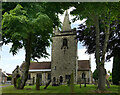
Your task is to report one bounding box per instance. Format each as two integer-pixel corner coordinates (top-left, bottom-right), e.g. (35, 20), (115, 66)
(77, 70), (92, 84)
(28, 71), (51, 85)
(51, 31), (77, 84)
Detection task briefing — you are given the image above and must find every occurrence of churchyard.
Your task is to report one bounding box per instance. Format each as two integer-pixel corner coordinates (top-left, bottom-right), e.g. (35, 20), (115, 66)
(2, 2), (120, 95)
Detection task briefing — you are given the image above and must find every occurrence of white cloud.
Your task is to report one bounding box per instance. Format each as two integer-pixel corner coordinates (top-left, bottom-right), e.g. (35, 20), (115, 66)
(78, 48), (89, 60)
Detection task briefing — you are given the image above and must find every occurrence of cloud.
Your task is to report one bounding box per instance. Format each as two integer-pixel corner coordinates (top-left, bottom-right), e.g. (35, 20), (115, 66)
(78, 48), (89, 60)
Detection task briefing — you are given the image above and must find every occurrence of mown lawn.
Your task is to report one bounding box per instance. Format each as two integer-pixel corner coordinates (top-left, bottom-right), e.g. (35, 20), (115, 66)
(2, 84), (119, 94)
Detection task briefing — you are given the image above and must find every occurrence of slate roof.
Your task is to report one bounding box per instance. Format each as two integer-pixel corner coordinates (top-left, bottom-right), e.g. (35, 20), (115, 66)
(29, 62), (51, 69)
(78, 60), (91, 71)
(20, 60), (90, 71)
(20, 62), (51, 70)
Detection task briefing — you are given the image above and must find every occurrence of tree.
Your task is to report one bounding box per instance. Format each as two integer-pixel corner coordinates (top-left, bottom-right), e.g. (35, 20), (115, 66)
(2, 4), (53, 89)
(76, 18), (120, 85)
(71, 2), (119, 90)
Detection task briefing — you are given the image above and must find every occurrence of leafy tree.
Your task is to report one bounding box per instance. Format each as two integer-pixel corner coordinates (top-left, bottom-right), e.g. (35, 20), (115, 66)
(75, 18), (120, 85)
(2, 4), (53, 89)
(71, 2), (119, 90)
(2, 2), (73, 89)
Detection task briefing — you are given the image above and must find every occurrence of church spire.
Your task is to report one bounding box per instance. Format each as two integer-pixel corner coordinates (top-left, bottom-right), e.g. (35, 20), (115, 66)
(62, 10), (71, 32)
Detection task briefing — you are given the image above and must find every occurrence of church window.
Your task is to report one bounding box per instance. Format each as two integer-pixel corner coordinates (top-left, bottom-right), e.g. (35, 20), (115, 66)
(54, 66), (56, 70)
(59, 76), (63, 83)
(65, 75), (71, 80)
(53, 77), (56, 82)
(61, 38), (68, 49)
(82, 72), (85, 79)
(37, 73), (42, 80)
(16, 74), (20, 78)
(48, 73), (51, 80)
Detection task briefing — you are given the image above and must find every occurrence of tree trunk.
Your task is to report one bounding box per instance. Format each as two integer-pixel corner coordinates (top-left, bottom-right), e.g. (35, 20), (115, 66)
(98, 65), (106, 90)
(98, 25), (110, 90)
(36, 74), (40, 90)
(94, 13), (111, 90)
(94, 15), (104, 90)
(19, 33), (32, 89)
(94, 15), (100, 67)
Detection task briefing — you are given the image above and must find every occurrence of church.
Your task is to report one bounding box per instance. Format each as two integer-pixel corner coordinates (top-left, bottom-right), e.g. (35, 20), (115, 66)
(12, 11), (92, 85)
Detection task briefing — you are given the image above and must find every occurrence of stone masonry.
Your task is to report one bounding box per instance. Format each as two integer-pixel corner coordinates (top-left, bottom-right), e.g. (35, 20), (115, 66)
(51, 11), (78, 84)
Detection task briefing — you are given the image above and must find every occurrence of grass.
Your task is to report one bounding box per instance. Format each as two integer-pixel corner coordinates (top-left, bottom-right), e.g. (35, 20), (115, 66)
(0, 84), (11, 86)
(2, 84), (119, 94)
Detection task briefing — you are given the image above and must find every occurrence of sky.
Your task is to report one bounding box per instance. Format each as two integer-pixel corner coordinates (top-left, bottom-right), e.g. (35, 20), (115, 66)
(0, 8), (113, 74)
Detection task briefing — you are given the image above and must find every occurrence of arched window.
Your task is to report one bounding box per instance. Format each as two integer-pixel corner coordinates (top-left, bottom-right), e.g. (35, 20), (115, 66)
(53, 77), (56, 82)
(16, 74), (20, 78)
(61, 38), (68, 49)
(59, 76), (63, 83)
(82, 72), (85, 79)
(48, 73), (51, 80)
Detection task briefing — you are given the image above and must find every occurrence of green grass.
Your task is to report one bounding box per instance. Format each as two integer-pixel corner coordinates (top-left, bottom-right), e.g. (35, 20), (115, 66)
(2, 84), (119, 94)
(0, 84), (11, 86)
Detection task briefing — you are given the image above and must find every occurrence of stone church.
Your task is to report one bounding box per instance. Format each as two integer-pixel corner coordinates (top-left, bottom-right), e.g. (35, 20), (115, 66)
(12, 11), (92, 85)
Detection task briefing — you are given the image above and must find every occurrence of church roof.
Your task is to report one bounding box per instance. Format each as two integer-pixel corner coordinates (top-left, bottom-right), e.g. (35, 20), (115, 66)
(29, 62), (51, 69)
(78, 60), (91, 71)
(20, 60), (90, 71)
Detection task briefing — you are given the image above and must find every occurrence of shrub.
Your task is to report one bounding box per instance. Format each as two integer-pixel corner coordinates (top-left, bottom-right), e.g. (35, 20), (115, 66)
(16, 77), (21, 89)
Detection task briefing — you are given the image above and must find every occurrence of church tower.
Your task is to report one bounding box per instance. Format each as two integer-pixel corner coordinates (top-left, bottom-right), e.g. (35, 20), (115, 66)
(51, 11), (78, 84)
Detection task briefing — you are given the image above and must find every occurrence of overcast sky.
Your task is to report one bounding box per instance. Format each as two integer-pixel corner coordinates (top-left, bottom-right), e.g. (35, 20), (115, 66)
(0, 8), (113, 74)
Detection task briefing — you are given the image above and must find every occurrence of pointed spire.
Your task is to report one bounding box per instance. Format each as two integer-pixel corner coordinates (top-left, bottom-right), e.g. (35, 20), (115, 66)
(62, 10), (71, 32)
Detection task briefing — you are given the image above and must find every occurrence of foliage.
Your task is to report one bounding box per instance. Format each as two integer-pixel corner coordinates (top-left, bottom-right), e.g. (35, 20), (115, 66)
(107, 71), (112, 82)
(70, 2), (120, 90)
(108, 75), (112, 82)
(2, 3), (54, 89)
(7, 75), (12, 81)
(75, 19), (120, 61)
(16, 77), (21, 89)
(2, 2), (74, 89)
(2, 4), (53, 58)
(93, 69), (98, 81)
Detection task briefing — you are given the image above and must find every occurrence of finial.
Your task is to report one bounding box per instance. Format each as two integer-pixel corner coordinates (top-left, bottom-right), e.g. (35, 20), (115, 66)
(62, 10), (71, 32)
